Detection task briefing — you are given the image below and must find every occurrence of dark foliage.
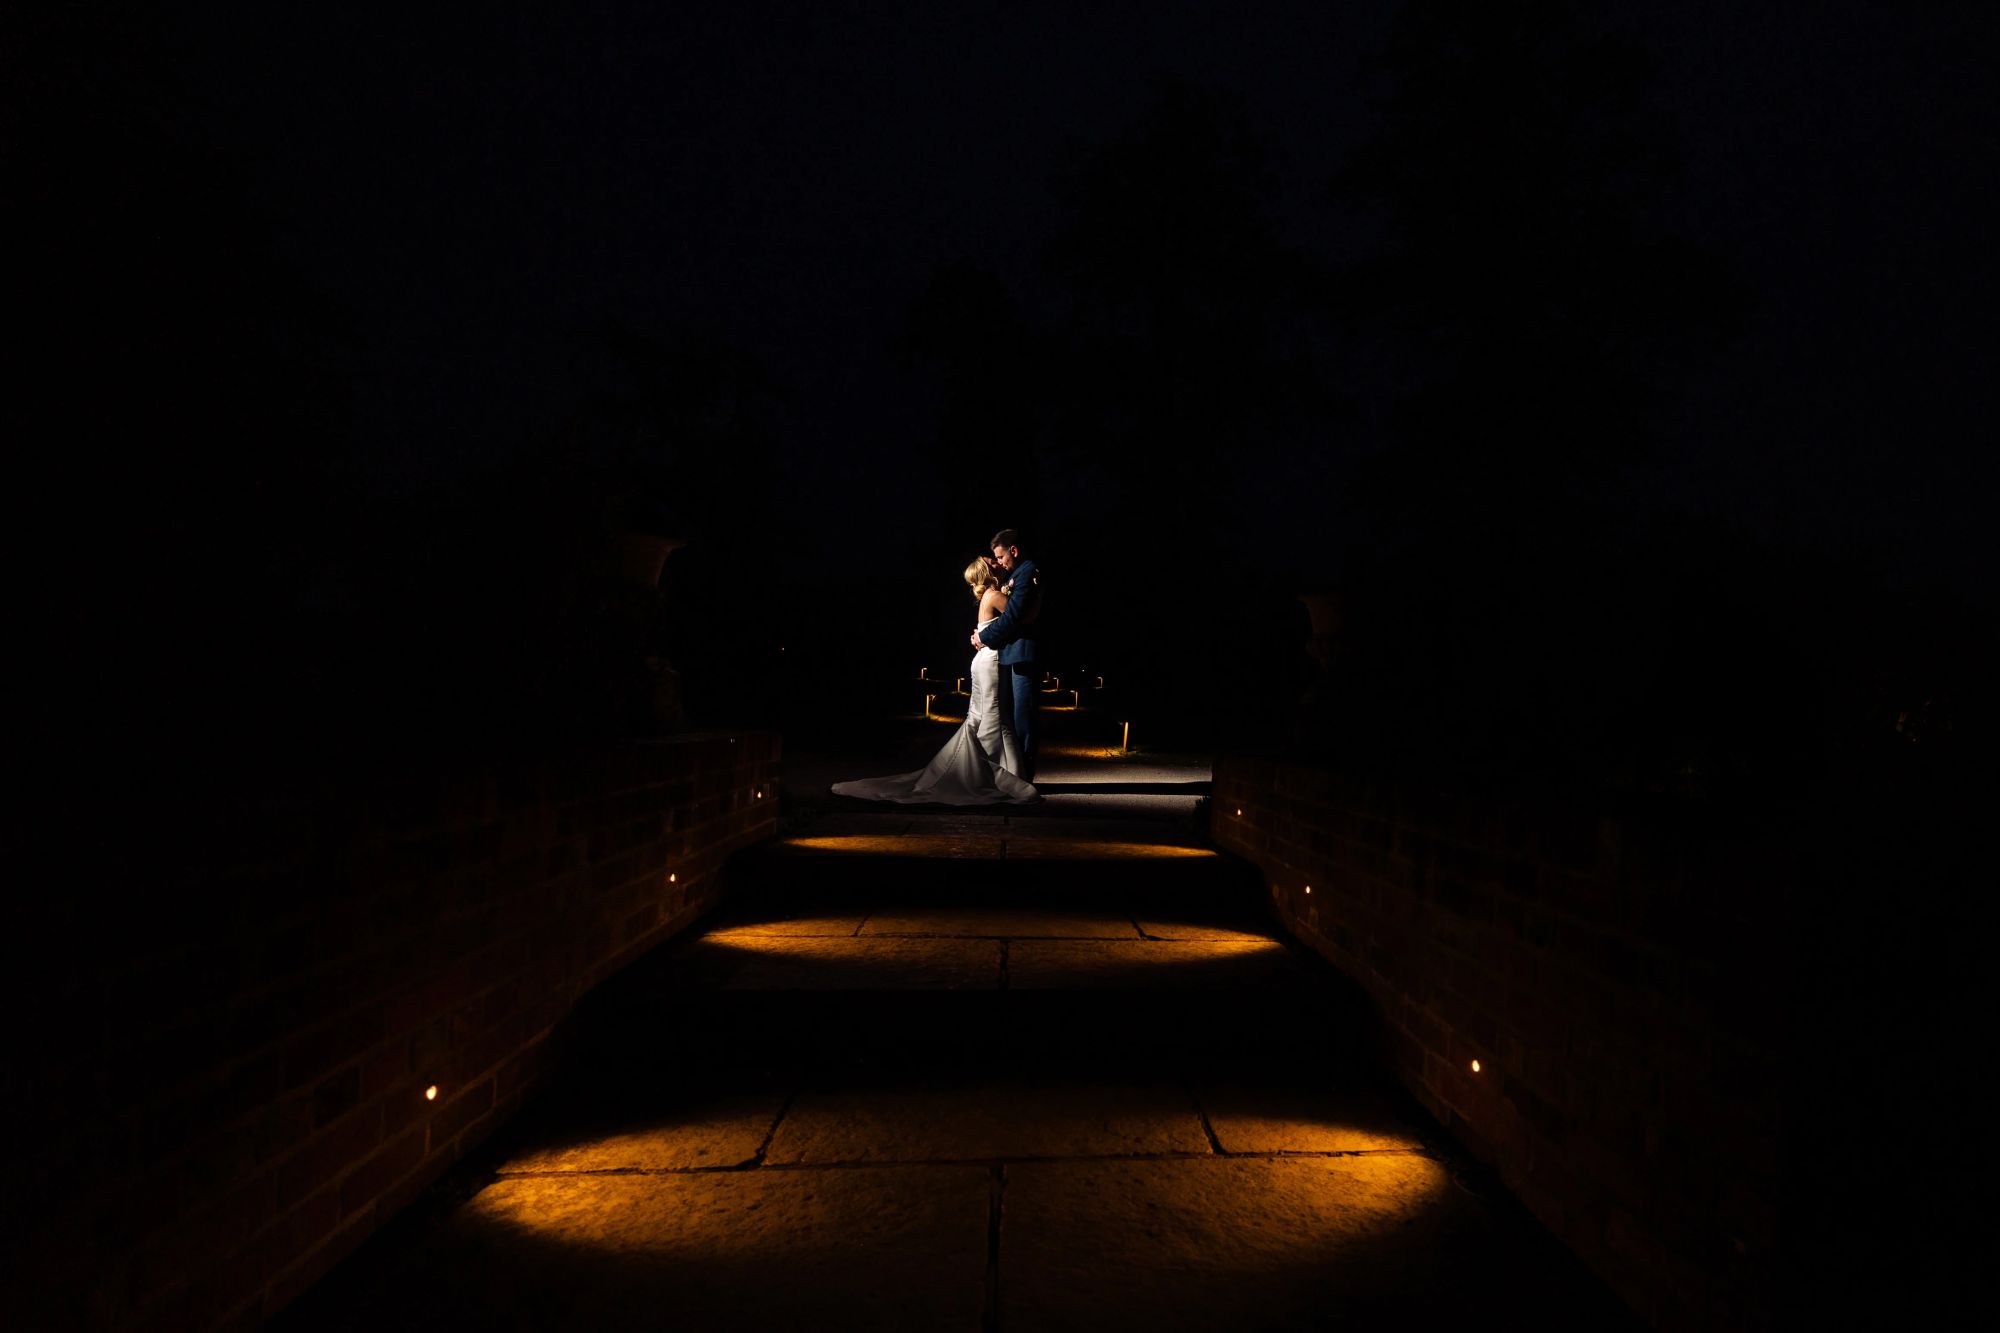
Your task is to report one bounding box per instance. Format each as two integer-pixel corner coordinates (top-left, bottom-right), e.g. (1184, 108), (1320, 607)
(1333, 0), (1743, 516)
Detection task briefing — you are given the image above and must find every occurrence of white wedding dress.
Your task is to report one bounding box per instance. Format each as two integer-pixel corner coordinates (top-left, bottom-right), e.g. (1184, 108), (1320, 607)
(832, 618), (1039, 805)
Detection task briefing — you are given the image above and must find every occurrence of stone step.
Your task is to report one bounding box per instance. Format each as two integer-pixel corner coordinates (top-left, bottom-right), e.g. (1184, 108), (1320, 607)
(268, 795), (1639, 1333)
(732, 844), (1248, 913)
(563, 948), (1381, 1097)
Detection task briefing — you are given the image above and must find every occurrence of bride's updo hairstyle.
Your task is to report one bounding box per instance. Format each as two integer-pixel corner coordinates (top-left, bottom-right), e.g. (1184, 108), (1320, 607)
(963, 557), (997, 599)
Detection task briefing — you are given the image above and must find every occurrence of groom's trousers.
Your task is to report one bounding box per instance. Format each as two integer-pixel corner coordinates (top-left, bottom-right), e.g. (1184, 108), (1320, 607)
(998, 662), (1037, 780)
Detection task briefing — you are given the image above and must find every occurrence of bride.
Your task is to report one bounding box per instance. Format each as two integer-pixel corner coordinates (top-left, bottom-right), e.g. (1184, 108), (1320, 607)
(831, 557), (1039, 805)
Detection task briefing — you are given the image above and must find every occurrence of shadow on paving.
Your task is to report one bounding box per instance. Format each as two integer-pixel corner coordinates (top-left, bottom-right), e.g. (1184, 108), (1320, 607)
(1023, 781), (1212, 796)
(273, 794), (1637, 1333)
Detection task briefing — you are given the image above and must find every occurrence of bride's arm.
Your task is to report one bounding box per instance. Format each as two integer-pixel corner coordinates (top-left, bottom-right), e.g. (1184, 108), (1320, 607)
(977, 558), (1035, 648)
(971, 588), (1007, 645)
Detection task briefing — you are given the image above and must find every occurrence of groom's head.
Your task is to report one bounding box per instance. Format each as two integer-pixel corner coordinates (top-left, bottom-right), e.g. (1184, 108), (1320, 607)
(990, 528), (1022, 571)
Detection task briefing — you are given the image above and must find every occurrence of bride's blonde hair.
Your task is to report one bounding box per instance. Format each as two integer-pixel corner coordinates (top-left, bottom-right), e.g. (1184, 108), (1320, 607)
(963, 557), (997, 599)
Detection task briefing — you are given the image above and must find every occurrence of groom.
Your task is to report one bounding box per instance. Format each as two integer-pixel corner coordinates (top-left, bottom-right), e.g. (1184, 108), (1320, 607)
(971, 528), (1041, 781)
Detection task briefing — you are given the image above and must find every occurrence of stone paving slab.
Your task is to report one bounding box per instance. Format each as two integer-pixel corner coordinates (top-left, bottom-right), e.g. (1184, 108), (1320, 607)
(494, 1093), (785, 1174)
(860, 908), (1141, 939)
(911, 814), (1019, 834)
(1039, 792), (1208, 818)
(1029, 761), (1212, 785)
(435, 1168), (990, 1331)
(670, 936), (1002, 990)
(1000, 1155), (1477, 1331)
(1195, 1083), (1427, 1154)
(993, 817), (1205, 845)
(704, 913), (868, 938)
(765, 1081), (1210, 1164)
(792, 812), (917, 836)
(1004, 837), (1219, 860)
(776, 833), (1006, 859)
(1135, 918), (1279, 943)
(1005, 939), (1307, 990)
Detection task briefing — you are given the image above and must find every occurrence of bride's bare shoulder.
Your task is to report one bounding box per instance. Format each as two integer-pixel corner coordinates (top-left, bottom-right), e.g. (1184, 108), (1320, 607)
(980, 587), (1008, 619)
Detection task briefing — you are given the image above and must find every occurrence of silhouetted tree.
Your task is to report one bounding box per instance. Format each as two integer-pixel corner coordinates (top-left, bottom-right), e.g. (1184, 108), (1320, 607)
(1044, 79), (1328, 548)
(1309, 1), (1746, 788)
(899, 261), (1042, 468)
(1032, 81), (1334, 742)
(1336, 0), (1738, 525)
(507, 324), (790, 734)
(891, 259), (1055, 571)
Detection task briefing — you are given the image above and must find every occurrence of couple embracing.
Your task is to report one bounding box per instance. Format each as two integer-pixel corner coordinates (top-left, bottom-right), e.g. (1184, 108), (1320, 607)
(832, 529), (1043, 806)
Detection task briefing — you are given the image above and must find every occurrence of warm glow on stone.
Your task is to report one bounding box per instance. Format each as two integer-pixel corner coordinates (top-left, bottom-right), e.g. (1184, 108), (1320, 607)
(464, 1151), (1454, 1283)
(1040, 744), (1127, 760)
(779, 835), (1214, 860)
(1470, 1060), (1481, 1073)
(1000, 839), (1218, 860)
(426, 1085), (439, 1101)
(782, 834), (995, 856)
(701, 933), (1290, 984)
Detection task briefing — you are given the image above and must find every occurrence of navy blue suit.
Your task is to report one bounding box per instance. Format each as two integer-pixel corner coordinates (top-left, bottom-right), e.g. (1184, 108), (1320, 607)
(976, 557), (1040, 779)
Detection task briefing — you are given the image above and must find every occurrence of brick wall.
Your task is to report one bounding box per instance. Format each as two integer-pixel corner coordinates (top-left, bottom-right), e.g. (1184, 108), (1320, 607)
(13, 733), (779, 1332)
(1212, 755), (1786, 1331)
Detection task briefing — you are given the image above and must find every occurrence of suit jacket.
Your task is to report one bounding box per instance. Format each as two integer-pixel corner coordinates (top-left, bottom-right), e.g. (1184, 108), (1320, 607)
(977, 557), (1040, 666)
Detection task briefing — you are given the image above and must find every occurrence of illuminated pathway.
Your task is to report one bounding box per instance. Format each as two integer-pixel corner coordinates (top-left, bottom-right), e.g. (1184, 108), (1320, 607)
(275, 753), (1633, 1331)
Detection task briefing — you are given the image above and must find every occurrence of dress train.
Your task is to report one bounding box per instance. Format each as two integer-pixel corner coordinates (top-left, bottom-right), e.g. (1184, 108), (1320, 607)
(831, 619), (1038, 805)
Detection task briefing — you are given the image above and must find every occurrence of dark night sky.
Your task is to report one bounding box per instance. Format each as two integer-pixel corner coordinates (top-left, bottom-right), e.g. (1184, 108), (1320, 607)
(121, 0), (1991, 592)
(11, 0), (1997, 763)
(155, 0), (1392, 564)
